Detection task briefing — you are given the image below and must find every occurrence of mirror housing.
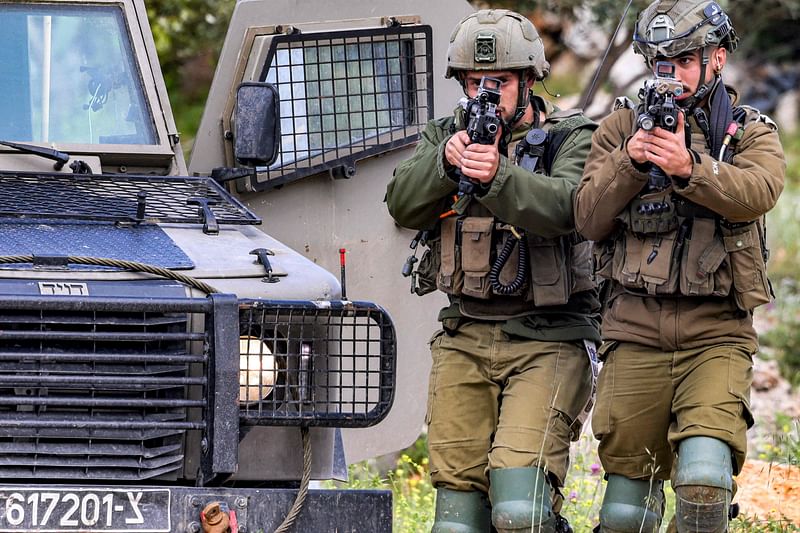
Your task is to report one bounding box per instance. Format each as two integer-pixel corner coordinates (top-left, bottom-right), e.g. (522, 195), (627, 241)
(234, 82), (280, 166)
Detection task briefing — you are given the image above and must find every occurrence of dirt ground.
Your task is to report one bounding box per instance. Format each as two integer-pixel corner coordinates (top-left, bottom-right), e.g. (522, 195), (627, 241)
(736, 354), (800, 526)
(736, 459), (800, 525)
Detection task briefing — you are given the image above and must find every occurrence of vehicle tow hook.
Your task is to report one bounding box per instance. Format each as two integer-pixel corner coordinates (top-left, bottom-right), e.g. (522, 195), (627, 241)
(200, 501), (238, 533)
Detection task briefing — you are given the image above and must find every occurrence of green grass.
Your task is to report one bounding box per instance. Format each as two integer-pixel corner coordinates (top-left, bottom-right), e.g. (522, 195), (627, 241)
(758, 279), (800, 387)
(328, 431), (799, 532)
(752, 413), (800, 466)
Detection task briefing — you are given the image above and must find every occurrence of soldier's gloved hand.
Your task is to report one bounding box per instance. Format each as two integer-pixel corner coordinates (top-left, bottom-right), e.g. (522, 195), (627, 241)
(642, 110), (693, 179)
(459, 129), (501, 184)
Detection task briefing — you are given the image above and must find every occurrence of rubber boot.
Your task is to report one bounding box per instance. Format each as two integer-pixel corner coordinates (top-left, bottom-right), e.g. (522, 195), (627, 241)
(673, 436), (733, 533)
(598, 474), (664, 532)
(431, 488), (491, 533)
(489, 467), (554, 533)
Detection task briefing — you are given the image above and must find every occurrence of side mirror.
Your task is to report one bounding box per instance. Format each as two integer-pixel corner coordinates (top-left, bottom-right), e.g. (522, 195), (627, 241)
(234, 82), (280, 166)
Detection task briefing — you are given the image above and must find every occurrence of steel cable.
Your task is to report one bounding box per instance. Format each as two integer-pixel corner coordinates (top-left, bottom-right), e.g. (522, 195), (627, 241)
(0, 255), (219, 294)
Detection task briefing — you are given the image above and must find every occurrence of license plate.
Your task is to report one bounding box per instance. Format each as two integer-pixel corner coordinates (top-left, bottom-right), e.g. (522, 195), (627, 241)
(0, 488), (170, 532)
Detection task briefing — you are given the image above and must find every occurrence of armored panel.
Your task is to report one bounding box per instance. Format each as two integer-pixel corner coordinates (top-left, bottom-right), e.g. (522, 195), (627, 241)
(0, 222), (194, 270)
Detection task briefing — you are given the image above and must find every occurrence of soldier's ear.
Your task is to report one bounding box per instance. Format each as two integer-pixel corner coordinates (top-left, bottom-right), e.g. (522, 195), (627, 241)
(713, 47), (727, 73)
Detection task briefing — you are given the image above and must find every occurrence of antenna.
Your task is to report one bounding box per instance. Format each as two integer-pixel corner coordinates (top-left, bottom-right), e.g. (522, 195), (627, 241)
(582, 0), (636, 110)
(540, 80), (561, 99)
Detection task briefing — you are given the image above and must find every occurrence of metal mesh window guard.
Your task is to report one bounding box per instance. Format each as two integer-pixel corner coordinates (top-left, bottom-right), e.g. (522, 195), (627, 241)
(238, 300), (396, 427)
(247, 24), (433, 191)
(0, 171), (260, 225)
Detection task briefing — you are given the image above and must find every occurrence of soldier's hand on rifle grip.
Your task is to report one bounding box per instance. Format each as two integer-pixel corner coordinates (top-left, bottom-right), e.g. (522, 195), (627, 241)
(444, 130), (471, 171)
(459, 129), (501, 184)
(627, 128), (651, 166)
(642, 110), (692, 179)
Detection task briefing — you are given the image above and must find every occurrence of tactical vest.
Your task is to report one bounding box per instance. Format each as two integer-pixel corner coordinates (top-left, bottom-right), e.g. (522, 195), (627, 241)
(435, 111), (597, 320)
(594, 105), (773, 311)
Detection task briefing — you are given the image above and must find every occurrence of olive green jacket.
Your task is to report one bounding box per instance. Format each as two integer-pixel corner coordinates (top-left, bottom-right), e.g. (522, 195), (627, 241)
(386, 98), (601, 343)
(574, 90), (786, 350)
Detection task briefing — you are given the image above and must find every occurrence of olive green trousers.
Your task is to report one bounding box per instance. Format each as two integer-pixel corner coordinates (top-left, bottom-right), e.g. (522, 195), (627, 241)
(592, 341), (755, 480)
(426, 321), (594, 497)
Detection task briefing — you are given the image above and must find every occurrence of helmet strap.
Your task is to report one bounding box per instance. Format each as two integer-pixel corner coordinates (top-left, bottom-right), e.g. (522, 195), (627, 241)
(511, 71), (531, 126)
(681, 46), (714, 110)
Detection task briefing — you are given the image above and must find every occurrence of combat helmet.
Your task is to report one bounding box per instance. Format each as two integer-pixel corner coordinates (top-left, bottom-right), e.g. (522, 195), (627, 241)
(633, 1), (738, 108)
(633, 0), (738, 61)
(446, 9), (549, 124)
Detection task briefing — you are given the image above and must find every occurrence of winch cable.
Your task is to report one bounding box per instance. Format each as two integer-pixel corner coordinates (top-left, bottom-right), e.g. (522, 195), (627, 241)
(0, 254), (315, 530)
(582, 0), (636, 110)
(0, 255), (220, 294)
(274, 426), (312, 533)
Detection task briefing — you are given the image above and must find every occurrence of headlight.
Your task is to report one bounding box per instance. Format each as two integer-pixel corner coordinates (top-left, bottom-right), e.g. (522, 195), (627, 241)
(239, 336), (277, 403)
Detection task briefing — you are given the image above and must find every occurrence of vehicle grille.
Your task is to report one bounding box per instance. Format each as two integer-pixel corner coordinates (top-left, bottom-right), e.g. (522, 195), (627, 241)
(0, 296), (209, 482)
(0, 293), (396, 481)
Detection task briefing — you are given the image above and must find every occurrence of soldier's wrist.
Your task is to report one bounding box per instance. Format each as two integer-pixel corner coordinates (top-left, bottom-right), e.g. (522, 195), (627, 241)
(671, 149), (698, 184)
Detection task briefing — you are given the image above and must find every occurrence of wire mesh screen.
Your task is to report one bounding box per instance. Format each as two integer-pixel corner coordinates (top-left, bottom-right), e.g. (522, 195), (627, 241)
(238, 300), (395, 427)
(246, 24), (433, 191)
(0, 171), (260, 225)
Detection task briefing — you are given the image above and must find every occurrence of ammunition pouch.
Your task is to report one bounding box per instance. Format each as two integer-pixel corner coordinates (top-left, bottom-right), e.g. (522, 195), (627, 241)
(436, 215), (592, 319)
(721, 221), (772, 310)
(461, 217), (495, 299)
(528, 234), (571, 307)
(599, 194), (772, 310)
(438, 216), (464, 295)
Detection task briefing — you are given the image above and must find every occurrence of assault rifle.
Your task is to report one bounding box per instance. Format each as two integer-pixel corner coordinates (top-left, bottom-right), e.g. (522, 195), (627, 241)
(637, 61), (684, 194)
(456, 76), (502, 198)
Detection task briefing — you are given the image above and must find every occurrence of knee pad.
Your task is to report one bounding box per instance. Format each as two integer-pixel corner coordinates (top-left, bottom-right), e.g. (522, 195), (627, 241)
(431, 488), (491, 533)
(489, 467), (554, 533)
(599, 474), (664, 532)
(673, 437), (733, 533)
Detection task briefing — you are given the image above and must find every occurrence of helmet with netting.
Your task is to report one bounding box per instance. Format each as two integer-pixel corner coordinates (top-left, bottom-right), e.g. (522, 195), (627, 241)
(633, 0), (738, 61)
(445, 9), (549, 80)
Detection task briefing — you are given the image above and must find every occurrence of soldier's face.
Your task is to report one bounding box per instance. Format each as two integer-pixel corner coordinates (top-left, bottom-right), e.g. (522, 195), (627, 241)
(655, 47), (726, 100)
(462, 71), (532, 123)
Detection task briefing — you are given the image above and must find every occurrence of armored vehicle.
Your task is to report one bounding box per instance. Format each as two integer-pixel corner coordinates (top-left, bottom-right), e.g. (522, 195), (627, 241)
(0, 0), (472, 530)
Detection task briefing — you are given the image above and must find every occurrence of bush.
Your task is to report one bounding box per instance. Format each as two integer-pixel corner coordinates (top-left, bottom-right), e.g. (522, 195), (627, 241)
(753, 413), (800, 466)
(759, 279), (800, 387)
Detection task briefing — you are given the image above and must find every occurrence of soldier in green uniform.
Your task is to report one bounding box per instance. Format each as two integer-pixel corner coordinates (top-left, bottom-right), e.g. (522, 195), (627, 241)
(386, 9), (601, 533)
(574, 1), (786, 531)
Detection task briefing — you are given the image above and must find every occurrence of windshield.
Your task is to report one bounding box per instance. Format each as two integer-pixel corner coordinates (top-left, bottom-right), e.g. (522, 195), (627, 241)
(0, 4), (156, 145)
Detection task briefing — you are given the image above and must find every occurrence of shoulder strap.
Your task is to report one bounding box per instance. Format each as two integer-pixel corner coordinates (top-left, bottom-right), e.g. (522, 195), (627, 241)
(542, 113), (597, 176)
(733, 105), (779, 132)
